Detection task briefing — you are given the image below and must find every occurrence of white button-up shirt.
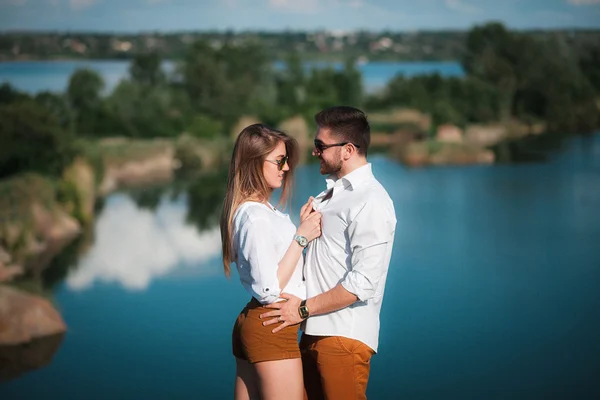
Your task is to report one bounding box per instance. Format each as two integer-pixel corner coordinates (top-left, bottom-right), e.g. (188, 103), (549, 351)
(303, 163), (396, 352)
(233, 201), (306, 304)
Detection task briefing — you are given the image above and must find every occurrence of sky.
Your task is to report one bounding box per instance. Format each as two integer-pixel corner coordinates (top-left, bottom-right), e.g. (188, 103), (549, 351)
(1, 0), (600, 32)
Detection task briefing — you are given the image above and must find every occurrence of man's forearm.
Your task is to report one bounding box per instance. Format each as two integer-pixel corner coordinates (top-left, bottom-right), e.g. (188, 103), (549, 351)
(305, 284), (359, 317)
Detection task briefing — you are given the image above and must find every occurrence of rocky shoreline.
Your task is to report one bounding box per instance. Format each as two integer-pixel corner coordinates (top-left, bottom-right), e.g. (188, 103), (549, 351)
(0, 140), (185, 361)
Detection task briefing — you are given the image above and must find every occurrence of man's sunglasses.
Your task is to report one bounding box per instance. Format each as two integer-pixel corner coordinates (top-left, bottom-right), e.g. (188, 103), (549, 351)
(264, 155), (289, 171)
(314, 140), (361, 154)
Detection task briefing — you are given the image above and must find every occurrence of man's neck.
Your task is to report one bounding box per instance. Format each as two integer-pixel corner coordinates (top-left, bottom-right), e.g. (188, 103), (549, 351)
(336, 158), (368, 179)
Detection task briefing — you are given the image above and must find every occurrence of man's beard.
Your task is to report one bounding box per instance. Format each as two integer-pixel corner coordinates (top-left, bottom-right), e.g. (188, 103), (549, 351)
(319, 155), (342, 175)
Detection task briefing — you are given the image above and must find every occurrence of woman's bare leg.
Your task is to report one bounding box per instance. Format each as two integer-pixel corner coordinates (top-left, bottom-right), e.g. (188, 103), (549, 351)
(254, 358), (304, 400)
(235, 357), (260, 400)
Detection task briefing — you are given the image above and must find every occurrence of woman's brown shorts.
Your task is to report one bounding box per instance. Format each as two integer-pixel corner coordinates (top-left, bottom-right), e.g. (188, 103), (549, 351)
(232, 297), (301, 364)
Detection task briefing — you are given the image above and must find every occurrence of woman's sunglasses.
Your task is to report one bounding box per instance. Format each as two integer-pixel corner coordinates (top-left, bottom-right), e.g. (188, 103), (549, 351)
(265, 155), (289, 171)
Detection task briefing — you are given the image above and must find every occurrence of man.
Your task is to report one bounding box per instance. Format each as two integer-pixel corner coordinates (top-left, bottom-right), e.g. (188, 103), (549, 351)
(260, 106), (397, 399)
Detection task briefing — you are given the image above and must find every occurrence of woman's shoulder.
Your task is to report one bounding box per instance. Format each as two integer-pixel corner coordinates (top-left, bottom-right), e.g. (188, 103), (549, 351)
(234, 201), (274, 225)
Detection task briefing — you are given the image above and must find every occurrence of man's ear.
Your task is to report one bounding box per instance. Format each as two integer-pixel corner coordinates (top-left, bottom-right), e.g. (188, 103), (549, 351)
(343, 144), (356, 161)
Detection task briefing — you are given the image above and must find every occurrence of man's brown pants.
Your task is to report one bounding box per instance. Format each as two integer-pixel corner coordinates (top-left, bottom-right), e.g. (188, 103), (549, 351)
(300, 334), (375, 400)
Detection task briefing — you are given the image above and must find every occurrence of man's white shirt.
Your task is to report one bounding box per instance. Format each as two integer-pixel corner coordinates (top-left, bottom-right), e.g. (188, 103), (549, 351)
(233, 202), (306, 304)
(303, 163), (396, 352)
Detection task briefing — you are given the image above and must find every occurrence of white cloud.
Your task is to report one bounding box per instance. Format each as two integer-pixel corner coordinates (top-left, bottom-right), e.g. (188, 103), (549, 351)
(567, 0), (600, 5)
(0, 0), (27, 6)
(66, 194), (222, 292)
(69, 0), (96, 10)
(268, 0), (320, 13)
(535, 10), (576, 21)
(347, 0), (364, 8)
(266, 0), (373, 14)
(444, 0), (481, 14)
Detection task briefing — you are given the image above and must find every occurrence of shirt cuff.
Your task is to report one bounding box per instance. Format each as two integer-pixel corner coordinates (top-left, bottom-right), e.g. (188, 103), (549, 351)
(252, 281), (282, 304)
(341, 271), (375, 302)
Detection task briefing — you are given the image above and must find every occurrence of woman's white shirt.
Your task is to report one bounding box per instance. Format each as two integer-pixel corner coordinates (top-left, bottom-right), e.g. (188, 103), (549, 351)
(232, 201), (306, 304)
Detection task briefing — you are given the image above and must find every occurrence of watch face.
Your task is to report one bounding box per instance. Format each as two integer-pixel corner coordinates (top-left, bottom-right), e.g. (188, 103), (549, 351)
(299, 305), (309, 319)
(296, 236), (308, 247)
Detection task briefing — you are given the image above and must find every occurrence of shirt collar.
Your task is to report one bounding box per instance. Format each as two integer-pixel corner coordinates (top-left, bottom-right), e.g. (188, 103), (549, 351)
(325, 163), (373, 190)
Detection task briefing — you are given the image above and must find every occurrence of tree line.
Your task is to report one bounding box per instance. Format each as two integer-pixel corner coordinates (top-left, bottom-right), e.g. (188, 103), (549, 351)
(2, 28), (599, 62)
(1, 22), (599, 180)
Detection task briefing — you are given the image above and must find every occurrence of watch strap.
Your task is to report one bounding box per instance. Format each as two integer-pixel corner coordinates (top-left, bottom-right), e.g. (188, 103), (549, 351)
(294, 235), (308, 248)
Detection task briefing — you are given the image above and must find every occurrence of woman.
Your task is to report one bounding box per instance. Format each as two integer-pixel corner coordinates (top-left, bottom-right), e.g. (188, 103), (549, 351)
(220, 124), (321, 400)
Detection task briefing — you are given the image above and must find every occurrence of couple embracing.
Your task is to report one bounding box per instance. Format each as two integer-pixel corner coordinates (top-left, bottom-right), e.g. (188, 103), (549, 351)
(220, 106), (397, 400)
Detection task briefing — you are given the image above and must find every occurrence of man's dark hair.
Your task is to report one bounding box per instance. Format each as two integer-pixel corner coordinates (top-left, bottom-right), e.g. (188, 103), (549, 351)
(314, 106), (370, 156)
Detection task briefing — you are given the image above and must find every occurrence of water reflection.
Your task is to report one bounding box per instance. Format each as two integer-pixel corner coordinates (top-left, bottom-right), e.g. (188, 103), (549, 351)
(0, 333), (65, 383)
(184, 168), (229, 231)
(65, 191), (222, 292)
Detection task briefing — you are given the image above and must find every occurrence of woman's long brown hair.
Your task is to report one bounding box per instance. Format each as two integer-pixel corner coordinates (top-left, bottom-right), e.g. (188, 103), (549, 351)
(220, 124), (299, 278)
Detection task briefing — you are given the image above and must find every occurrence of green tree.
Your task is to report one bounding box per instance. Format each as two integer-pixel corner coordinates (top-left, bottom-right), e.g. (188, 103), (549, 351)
(463, 22), (517, 122)
(67, 68), (104, 111)
(129, 52), (165, 87)
(34, 91), (74, 132)
(178, 40), (270, 130)
(0, 101), (76, 178)
(334, 58), (364, 107)
(513, 36), (598, 133)
(187, 114), (224, 139)
(275, 52), (306, 114)
(0, 83), (31, 105)
(106, 80), (183, 138)
(579, 45), (600, 94)
(67, 68), (105, 135)
(305, 67), (342, 111)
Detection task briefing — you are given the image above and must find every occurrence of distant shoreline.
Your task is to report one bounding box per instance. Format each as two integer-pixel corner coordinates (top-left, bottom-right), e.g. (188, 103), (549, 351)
(0, 55), (462, 63)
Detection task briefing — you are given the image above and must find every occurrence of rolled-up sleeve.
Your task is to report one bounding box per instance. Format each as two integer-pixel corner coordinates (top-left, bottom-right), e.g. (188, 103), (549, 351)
(341, 202), (396, 302)
(238, 217), (282, 304)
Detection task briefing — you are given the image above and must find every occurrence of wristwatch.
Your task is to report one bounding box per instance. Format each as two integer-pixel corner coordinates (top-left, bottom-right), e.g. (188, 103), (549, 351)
(294, 235), (308, 248)
(298, 300), (310, 319)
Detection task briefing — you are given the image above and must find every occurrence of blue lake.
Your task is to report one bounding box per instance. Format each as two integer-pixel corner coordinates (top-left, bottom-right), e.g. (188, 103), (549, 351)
(1, 135), (599, 399)
(0, 59), (464, 95)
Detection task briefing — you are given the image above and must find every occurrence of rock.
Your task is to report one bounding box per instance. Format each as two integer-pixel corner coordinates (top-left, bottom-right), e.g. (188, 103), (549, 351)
(0, 246), (10, 265)
(368, 108), (432, 132)
(230, 116), (261, 141)
(436, 124), (463, 143)
(397, 140), (496, 167)
(397, 141), (429, 167)
(30, 202), (80, 250)
(98, 174), (118, 195)
(476, 150), (496, 164)
(95, 139), (177, 196)
(0, 265), (23, 283)
(175, 135), (225, 171)
(0, 332), (65, 382)
(1, 224), (22, 251)
(0, 285), (67, 346)
(62, 157), (96, 224)
(99, 148), (175, 196)
(464, 124), (507, 147)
